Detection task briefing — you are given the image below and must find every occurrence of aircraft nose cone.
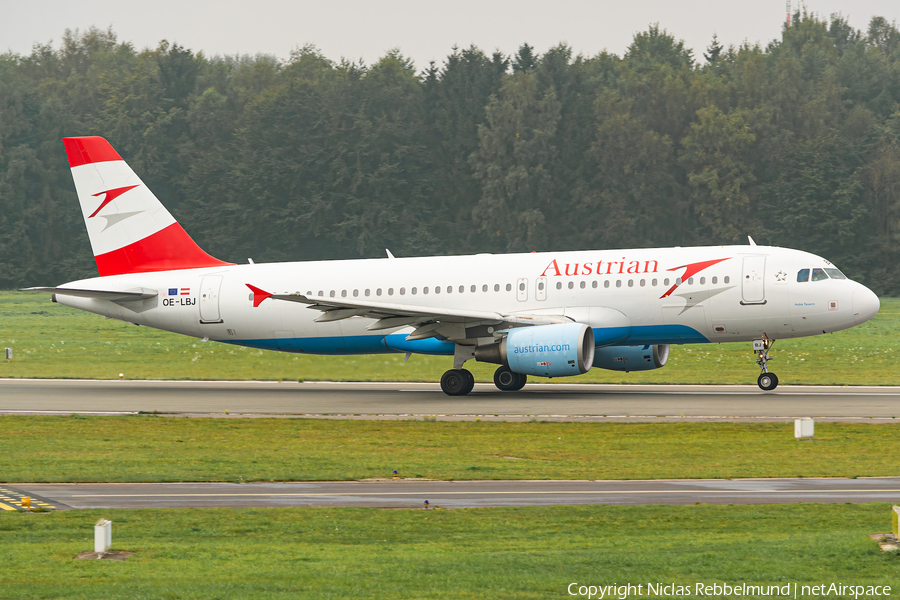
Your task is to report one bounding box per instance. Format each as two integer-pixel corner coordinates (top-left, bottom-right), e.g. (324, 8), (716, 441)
(852, 285), (880, 325)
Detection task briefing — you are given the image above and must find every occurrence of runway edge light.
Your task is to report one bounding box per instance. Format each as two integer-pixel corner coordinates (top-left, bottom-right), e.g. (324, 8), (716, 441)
(794, 418), (814, 439)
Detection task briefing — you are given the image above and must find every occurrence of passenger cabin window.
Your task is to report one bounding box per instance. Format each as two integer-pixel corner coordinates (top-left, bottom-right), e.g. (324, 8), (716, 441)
(400, 287), (406, 295)
(423, 287), (429, 294)
(604, 281), (610, 288)
(711, 277), (717, 284)
(519, 282), (526, 291)
(377, 288), (382, 296)
(556, 282), (562, 290)
(411, 287), (417, 295)
(811, 268), (829, 282)
(592, 281), (598, 289)
(652, 279), (658, 286)
(494, 284), (500, 292)
(724, 276), (730, 284)
(699, 277), (705, 285)
(435, 286), (441, 294)
(482, 284), (488, 292)
(506, 283), (512, 291)
(459, 285), (465, 293)
(825, 268), (846, 280)
(568, 281), (574, 289)
(797, 269), (810, 282)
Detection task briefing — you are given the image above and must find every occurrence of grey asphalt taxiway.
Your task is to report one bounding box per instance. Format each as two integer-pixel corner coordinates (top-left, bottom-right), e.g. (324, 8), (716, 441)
(7, 478), (900, 510)
(1, 379), (898, 421)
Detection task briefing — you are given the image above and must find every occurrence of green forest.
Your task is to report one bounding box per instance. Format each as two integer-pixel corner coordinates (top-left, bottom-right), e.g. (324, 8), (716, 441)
(1, 12), (900, 294)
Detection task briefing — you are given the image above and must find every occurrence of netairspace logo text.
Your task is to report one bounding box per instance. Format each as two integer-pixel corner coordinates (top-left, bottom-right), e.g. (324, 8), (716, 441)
(567, 582), (892, 599)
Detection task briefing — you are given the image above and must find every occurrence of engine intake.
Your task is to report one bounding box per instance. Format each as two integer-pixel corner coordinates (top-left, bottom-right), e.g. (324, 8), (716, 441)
(592, 344), (669, 372)
(475, 323), (595, 377)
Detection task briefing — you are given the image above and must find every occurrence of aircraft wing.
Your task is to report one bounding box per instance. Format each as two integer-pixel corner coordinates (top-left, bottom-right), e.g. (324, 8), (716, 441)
(248, 285), (569, 341)
(21, 287), (158, 301)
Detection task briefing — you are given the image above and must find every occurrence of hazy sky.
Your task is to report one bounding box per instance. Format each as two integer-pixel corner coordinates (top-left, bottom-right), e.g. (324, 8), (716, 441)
(3, 0), (899, 68)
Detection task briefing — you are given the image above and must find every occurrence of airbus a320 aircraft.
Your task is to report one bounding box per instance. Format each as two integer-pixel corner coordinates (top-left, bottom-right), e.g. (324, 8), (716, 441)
(25, 137), (881, 395)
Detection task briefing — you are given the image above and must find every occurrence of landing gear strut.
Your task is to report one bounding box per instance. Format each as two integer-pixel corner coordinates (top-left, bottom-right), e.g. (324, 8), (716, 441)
(440, 369), (475, 396)
(493, 366), (527, 391)
(753, 338), (778, 391)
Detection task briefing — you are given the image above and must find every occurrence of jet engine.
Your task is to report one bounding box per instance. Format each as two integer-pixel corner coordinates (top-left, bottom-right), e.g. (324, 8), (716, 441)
(475, 322), (595, 377)
(592, 344), (669, 372)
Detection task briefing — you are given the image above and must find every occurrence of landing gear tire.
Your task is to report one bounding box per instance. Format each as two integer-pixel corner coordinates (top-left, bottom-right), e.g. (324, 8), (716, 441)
(757, 373), (778, 391)
(441, 369), (475, 396)
(493, 366), (527, 391)
(753, 338), (778, 391)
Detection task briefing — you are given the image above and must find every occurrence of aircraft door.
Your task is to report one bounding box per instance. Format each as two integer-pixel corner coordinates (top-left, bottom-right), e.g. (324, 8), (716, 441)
(536, 276), (547, 301)
(199, 275), (224, 323)
(517, 278), (528, 302)
(741, 256), (766, 304)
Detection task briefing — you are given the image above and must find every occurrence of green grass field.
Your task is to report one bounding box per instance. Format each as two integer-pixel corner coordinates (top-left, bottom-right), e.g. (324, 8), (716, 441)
(1, 291), (898, 385)
(2, 416), (897, 482)
(1, 504), (896, 599)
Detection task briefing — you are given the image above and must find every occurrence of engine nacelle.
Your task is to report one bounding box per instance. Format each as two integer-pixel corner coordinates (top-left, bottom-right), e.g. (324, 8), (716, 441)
(475, 323), (595, 377)
(592, 344), (669, 372)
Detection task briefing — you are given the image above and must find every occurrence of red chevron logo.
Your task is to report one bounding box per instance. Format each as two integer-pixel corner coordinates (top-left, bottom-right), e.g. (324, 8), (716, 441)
(660, 257), (731, 299)
(88, 185), (139, 218)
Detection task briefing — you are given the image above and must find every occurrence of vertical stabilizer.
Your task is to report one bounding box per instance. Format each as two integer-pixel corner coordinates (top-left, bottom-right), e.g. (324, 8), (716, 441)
(63, 136), (232, 276)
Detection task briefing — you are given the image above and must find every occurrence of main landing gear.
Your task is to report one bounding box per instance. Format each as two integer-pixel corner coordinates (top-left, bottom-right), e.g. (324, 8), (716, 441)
(493, 366), (527, 391)
(439, 366), (528, 395)
(753, 338), (778, 391)
(440, 369), (475, 396)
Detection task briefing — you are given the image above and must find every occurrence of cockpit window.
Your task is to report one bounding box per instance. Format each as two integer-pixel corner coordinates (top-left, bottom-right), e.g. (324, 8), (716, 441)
(797, 269), (810, 282)
(811, 268), (829, 282)
(824, 268), (846, 280)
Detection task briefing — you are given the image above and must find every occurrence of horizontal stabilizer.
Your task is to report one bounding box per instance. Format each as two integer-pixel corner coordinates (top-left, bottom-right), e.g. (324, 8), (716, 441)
(21, 287), (158, 301)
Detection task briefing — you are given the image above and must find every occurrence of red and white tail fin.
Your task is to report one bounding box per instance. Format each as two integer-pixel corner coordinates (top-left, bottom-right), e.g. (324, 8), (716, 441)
(63, 136), (232, 276)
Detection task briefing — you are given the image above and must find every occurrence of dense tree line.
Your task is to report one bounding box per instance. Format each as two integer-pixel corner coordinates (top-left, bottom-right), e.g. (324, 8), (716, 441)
(2, 14), (900, 294)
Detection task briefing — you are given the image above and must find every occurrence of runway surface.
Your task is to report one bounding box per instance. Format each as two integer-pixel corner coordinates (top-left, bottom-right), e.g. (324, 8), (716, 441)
(1, 379), (899, 421)
(9, 478), (900, 510)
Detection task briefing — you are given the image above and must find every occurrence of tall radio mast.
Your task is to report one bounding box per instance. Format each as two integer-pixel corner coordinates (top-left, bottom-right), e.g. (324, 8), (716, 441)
(786, 0), (792, 27)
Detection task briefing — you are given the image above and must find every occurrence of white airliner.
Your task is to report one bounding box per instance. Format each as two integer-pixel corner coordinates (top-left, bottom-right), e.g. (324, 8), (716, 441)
(25, 137), (881, 395)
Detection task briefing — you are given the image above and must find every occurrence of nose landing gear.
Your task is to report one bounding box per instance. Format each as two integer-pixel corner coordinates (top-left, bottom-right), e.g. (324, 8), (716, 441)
(753, 338), (778, 391)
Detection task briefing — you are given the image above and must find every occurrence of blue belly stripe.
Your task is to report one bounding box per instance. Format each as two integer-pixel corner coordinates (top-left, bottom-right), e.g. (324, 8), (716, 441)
(226, 324), (708, 356)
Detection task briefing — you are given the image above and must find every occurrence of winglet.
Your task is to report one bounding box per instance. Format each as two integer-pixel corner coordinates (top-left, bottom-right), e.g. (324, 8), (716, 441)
(246, 284), (273, 307)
